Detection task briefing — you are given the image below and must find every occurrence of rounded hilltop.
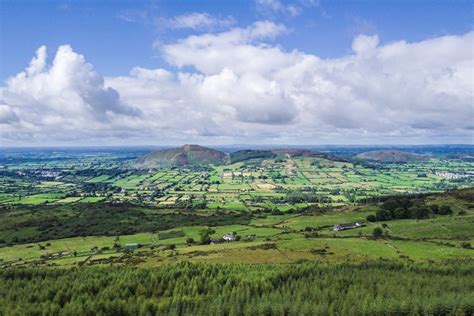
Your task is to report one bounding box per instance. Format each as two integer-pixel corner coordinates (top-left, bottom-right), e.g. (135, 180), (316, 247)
(134, 144), (228, 168)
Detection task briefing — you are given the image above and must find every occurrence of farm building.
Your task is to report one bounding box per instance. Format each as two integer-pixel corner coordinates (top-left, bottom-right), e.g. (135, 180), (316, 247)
(124, 243), (140, 251)
(223, 233), (236, 241)
(333, 222), (363, 232)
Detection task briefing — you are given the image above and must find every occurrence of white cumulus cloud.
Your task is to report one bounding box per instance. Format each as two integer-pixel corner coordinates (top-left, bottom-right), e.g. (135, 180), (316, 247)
(1, 21), (473, 145)
(1, 45), (142, 144)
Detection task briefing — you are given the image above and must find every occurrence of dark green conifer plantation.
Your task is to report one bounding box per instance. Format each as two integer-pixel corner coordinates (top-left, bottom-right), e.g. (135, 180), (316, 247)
(1, 261), (473, 315)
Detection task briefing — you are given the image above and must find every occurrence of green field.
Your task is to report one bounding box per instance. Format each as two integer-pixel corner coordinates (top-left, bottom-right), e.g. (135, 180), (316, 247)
(1, 152), (472, 211)
(1, 189), (472, 267)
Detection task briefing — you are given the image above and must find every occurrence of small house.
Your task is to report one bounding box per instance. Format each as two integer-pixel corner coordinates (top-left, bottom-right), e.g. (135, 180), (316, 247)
(333, 222), (363, 232)
(223, 233), (236, 242)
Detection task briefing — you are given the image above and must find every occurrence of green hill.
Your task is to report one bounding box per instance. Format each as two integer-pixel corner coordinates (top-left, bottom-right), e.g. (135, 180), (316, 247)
(357, 150), (428, 163)
(229, 150), (276, 163)
(134, 144), (228, 168)
(229, 149), (335, 163)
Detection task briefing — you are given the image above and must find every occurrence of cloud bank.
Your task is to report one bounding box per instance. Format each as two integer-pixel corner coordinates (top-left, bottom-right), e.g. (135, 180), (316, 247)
(1, 21), (473, 145)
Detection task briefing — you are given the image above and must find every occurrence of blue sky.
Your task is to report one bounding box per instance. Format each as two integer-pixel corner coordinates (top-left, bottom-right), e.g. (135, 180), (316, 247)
(0, 0), (473, 145)
(2, 0), (472, 81)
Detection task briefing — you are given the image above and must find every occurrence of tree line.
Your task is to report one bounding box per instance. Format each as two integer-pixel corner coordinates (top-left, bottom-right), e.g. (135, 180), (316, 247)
(366, 196), (455, 222)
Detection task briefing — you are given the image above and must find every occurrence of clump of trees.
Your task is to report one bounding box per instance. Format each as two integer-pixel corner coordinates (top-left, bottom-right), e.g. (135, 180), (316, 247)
(199, 227), (215, 245)
(366, 197), (453, 222)
(82, 182), (120, 194)
(280, 189), (331, 204)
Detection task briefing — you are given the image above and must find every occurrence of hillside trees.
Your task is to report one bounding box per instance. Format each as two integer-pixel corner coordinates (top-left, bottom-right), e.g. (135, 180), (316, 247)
(366, 196), (454, 222)
(1, 261), (473, 315)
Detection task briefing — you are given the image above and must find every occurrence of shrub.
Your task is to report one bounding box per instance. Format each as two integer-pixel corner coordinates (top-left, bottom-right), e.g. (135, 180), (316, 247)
(366, 214), (377, 222)
(271, 209), (283, 215)
(249, 243), (277, 250)
(372, 227), (383, 238)
(439, 205), (453, 215)
(163, 244), (176, 251)
(304, 232), (320, 239)
(411, 207), (430, 219)
(199, 228), (215, 245)
(311, 248), (327, 255)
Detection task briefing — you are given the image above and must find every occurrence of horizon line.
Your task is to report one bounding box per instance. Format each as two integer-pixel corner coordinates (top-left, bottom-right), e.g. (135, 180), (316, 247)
(2, 143), (474, 149)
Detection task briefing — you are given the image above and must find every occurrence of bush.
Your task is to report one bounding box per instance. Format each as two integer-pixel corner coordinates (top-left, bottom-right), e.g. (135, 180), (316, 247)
(439, 205), (453, 215)
(271, 209), (283, 215)
(372, 227), (383, 238)
(458, 210), (467, 216)
(163, 244), (176, 251)
(366, 214), (377, 222)
(460, 242), (471, 249)
(199, 228), (215, 245)
(304, 232), (320, 239)
(411, 207), (430, 219)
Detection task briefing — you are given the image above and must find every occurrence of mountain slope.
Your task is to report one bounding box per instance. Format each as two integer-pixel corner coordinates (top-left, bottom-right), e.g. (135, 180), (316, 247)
(134, 144), (228, 168)
(229, 149), (328, 163)
(229, 150), (276, 163)
(356, 150), (428, 163)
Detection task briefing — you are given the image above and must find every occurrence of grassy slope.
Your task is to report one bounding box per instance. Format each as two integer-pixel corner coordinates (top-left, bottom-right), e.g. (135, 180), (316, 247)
(1, 189), (473, 267)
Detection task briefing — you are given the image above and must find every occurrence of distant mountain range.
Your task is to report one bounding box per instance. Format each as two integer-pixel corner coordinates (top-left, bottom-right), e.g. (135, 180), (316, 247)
(134, 145), (428, 168)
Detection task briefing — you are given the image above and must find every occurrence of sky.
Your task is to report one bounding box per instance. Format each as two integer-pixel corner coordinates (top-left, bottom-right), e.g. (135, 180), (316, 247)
(0, 0), (473, 146)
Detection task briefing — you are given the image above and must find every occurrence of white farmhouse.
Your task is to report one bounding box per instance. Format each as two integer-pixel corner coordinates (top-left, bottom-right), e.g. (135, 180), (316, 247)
(223, 233), (236, 241)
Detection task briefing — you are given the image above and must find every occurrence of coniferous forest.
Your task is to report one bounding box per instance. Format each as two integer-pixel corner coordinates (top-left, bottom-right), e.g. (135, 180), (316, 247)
(1, 261), (473, 316)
